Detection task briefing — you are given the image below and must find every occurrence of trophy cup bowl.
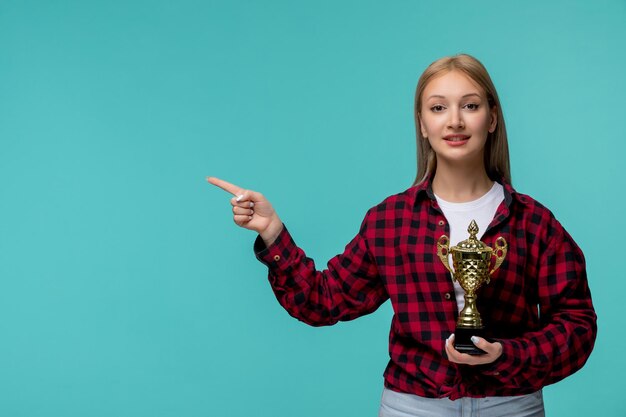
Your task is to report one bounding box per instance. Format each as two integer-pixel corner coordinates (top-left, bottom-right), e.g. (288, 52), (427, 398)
(437, 220), (507, 355)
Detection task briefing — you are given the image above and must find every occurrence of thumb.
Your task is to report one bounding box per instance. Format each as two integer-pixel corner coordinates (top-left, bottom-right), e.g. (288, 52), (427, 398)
(470, 336), (501, 356)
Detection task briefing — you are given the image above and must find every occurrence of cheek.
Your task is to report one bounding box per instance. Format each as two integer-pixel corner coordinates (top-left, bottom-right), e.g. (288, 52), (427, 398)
(468, 113), (492, 132)
(420, 115), (438, 136)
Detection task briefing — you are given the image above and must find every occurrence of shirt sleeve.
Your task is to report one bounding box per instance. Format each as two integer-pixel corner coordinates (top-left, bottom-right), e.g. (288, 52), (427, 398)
(253, 215), (388, 327)
(483, 220), (597, 390)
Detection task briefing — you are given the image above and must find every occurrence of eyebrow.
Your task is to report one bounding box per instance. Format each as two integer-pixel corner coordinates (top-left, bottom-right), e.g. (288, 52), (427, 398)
(426, 93), (482, 100)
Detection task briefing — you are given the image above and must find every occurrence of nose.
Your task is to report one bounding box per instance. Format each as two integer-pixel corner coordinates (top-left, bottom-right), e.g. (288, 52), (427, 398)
(447, 108), (464, 129)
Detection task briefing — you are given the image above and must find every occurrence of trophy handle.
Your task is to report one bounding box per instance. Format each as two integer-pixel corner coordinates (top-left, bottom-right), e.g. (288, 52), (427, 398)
(436, 235), (454, 276)
(489, 236), (508, 275)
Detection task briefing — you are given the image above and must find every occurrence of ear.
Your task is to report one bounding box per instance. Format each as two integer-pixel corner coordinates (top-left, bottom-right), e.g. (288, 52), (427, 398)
(488, 106), (497, 133)
(418, 113), (428, 138)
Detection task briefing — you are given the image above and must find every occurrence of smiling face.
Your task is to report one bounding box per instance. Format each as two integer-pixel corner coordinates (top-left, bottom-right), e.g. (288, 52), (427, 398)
(418, 70), (497, 169)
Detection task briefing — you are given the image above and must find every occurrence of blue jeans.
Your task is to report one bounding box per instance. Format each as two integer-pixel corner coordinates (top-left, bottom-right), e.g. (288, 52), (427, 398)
(379, 388), (545, 417)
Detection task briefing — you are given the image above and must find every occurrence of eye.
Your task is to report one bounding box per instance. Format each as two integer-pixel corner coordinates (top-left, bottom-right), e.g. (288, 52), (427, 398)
(430, 105), (446, 112)
(464, 103), (480, 110)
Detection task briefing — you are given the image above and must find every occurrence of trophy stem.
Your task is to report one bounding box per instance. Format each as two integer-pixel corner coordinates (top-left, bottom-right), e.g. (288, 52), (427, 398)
(455, 293), (487, 355)
(457, 293), (482, 328)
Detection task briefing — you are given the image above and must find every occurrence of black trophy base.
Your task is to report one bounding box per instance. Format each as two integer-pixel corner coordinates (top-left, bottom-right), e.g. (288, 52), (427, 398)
(454, 327), (489, 355)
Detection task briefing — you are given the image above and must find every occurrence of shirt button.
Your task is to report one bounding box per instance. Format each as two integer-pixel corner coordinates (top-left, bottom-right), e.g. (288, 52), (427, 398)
(438, 220), (445, 227)
(273, 255), (281, 261)
(444, 292), (452, 300)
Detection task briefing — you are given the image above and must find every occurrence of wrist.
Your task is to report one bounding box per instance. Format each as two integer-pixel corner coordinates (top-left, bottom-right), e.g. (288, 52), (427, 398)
(260, 215), (283, 246)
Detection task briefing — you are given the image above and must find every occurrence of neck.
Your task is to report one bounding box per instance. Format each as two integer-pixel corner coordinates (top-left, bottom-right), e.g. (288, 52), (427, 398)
(432, 159), (493, 203)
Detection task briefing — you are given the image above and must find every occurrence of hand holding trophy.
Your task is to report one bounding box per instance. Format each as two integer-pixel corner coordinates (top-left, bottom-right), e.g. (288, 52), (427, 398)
(437, 220), (508, 355)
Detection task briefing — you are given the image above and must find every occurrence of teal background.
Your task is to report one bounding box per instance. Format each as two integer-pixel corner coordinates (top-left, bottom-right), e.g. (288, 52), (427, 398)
(1, 0), (624, 416)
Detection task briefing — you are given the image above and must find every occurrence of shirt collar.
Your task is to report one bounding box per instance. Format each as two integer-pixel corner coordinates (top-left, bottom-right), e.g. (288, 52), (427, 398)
(411, 174), (521, 208)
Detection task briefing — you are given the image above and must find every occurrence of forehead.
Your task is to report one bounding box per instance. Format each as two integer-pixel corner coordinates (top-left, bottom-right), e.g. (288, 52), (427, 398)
(422, 70), (485, 99)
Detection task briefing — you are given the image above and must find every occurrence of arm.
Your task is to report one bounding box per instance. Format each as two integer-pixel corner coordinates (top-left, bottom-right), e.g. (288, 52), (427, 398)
(469, 222), (597, 390)
(207, 176), (388, 327)
(254, 215), (387, 326)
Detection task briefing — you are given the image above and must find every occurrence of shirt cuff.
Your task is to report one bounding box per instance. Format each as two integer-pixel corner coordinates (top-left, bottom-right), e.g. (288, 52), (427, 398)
(253, 224), (298, 273)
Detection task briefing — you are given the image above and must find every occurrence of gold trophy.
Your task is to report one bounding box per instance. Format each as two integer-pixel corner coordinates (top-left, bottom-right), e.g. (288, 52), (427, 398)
(437, 220), (507, 355)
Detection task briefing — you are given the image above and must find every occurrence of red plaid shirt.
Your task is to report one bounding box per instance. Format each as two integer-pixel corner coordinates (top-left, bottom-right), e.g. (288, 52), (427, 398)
(254, 177), (597, 399)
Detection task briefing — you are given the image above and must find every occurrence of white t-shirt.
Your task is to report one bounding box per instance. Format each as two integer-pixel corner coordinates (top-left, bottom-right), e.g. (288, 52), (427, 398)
(434, 182), (505, 311)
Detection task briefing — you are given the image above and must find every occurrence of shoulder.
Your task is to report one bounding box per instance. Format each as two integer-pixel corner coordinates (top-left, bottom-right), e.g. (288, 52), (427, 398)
(501, 180), (557, 225)
(366, 186), (419, 216)
(356, 186), (422, 235)
(511, 190), (557, 221)
(513, 191), (553, 217)
(509, 189), (578, 248)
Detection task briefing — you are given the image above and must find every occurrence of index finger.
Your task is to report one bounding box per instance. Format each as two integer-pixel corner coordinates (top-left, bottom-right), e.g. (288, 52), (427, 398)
(206, 176), (243, 196)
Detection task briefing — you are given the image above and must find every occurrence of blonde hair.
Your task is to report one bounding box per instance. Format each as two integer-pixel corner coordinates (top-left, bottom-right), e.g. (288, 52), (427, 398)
(413, 54), (511, 186)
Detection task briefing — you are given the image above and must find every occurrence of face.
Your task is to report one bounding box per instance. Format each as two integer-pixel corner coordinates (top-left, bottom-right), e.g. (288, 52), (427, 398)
(419, 70), (497, 167)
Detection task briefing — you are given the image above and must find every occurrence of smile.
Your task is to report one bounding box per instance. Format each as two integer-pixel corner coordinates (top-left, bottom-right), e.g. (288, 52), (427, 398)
(443, 135), (470, 142)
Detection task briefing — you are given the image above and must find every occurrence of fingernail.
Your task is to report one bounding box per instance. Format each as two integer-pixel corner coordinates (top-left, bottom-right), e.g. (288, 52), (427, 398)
(249, 202), (254, 208)
(236, 194), (243, 202)
(471, 336), (479, 344)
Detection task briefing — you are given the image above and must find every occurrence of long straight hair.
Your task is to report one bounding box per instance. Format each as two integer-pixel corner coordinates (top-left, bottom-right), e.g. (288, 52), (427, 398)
(413, 54), (511, 186)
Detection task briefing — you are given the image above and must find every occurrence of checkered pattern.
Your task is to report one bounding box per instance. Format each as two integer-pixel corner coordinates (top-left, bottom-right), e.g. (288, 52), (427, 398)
(254, 177), (596, 399)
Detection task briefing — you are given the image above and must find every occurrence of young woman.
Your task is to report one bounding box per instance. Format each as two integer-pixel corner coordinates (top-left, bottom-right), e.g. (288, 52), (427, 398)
(207, 54), (597, 417)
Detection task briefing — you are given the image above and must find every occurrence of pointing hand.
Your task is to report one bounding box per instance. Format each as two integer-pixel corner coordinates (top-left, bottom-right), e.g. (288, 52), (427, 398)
(207, 177), (283, 246)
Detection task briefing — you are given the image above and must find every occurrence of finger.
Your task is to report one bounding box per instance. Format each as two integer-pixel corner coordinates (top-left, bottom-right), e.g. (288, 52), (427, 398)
(231, 199), (255, 209)
(470, 336), (493, 353)
(446, 333), (454, 352)
(471, 336), (502, 356)
(207, 177), (243, 196)
(445, 334), (458, 353)
(230, 189), (255, 205)
(231, 189), (264, 205)
(446, 343), (464, 363)
(233, 214), (253, 226)
(445, 334), (474, 363)
(232, 206), (254, 216)
(447, 336), (502, 365)
(445, 334), (459, 359)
